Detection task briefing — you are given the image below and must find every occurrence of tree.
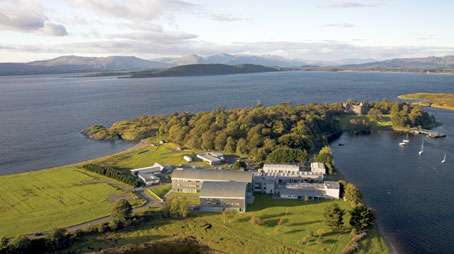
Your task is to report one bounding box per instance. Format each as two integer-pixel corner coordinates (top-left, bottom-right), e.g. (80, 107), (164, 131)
(323, 204), (345, 231)
(223, 137), (236, 153)
(9, 236), (31, 253)
(316, 146), (335, 174)
(349, 205), (375, 232)
(344, 183), (363, 206)
(266, 147), (308, 163)
(163, 196), (190, 218)
(236, 138), (248, 154)
(47, 228), (70, 250)
(112, 199), (133, 220)
(214, 131), (228, 151)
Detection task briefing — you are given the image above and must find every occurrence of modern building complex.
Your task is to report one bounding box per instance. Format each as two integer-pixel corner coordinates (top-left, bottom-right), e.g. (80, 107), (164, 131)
(169, 162), (340, 212)
(171, 168), (254, 212)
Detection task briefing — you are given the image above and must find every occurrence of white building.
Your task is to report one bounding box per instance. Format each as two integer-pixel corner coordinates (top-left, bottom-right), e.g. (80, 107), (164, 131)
(197, 152), (224, 165)
(262, 164), (301, 175)
(310, 162), (326, 175)
(279, 181), (340, 200)
(130, 162), (165, 185)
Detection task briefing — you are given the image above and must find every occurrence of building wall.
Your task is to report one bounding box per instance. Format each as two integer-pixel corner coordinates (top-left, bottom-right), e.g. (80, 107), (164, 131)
(171, 179), (202, 193)
(325, 188), (340, 199)
(200, 197), (246, 212)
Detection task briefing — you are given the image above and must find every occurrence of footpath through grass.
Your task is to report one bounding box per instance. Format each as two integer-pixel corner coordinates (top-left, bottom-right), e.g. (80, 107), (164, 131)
(0, 167), (129, 237)
(67, 195), (389, 254)
(0, 143), (192, 237)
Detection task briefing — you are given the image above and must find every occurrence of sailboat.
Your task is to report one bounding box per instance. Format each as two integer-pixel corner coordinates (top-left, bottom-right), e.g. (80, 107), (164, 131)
(418, 138), (424, 156)
(441, 153), (447, 164)
(399, 134), (410, 146)
(403, 134), (410, 144)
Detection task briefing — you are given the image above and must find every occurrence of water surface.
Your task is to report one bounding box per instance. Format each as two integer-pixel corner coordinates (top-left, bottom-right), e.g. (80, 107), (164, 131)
(1, 70), (454, 253)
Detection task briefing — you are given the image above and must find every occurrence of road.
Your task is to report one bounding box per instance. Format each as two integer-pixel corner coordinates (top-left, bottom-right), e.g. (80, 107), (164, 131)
(65, 188), (161, 233)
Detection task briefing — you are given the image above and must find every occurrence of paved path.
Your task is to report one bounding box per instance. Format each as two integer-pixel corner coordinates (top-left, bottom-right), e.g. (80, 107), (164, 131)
(65, 188), (161, 233)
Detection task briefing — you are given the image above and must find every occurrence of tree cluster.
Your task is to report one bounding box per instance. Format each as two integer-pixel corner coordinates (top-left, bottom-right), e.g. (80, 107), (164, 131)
(82, 164), (143, 187)
(87, 103), (343, 164)
(369, 100), (436, 129)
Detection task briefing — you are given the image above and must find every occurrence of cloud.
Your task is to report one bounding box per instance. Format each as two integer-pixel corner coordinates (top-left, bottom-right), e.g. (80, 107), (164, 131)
(204, 13), (249, 22)
(68, 0), (196, 21)
(0, 0), (68, 36)
(323, 0), (386, 8)
(323, 23), (356, 28)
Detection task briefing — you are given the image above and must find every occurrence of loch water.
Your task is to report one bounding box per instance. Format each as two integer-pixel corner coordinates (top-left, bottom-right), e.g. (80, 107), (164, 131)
(0, 71), (453, 253)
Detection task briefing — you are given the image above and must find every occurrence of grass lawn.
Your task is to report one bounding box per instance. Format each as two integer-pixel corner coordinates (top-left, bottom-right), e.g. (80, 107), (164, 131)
(96, 143), (190, 169)
(149, 184), (172, 199)
(0, 166), (131, 237)
(67, 195), (389, 254)
(0, 142), (193, 237)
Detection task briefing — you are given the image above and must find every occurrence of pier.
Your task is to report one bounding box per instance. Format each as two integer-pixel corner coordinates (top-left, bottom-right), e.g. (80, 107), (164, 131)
(410, 128), (447, 138)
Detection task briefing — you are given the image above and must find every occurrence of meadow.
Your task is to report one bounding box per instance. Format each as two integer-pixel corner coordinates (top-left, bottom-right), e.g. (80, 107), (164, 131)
(0, 142), (191, 237)
(67, 195), (389, 254)
(0, 167), (130, 237)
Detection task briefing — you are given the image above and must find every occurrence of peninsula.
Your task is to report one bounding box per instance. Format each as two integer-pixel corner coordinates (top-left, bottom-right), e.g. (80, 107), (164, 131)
(127, 63), (279, 78)
(399, 92), (454, 110)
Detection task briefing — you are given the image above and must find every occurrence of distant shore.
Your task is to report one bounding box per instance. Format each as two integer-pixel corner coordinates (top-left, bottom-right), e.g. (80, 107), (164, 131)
(399, 92), (454, 111)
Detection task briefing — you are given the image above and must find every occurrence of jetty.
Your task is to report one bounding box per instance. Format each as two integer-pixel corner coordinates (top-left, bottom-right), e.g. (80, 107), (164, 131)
(410, 128), (447, 138)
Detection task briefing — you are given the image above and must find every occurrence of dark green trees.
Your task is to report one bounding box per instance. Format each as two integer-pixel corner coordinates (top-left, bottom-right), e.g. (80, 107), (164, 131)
(112, 199), (133, 220)
(349, 205), (375, 232)
(323, 204), (345, 231)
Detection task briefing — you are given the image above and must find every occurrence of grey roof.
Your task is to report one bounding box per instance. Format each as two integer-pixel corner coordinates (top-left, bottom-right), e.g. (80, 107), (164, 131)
(171, 168), (253, 183)
(200, 181), (247, 198)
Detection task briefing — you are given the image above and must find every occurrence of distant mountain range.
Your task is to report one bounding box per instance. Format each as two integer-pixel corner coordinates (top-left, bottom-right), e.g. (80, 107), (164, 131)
(128, 64), (278, 78)
(1, 54), (454, 76)
(344, 55), (454, 69)
(0, 56), (168, 76)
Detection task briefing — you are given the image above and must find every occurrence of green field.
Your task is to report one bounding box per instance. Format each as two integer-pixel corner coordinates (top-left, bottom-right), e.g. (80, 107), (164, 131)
(149, 184), (172, 199)
(399, 92), (454, 110)
(0, 143), (193, 237)
(67, 195), (389, 254)
(97, 142), (190, 169)
(0, 167), (131, 237)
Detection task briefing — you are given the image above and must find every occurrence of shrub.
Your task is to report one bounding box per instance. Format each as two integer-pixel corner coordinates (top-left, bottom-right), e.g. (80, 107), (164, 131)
(82, 164), (143, 187)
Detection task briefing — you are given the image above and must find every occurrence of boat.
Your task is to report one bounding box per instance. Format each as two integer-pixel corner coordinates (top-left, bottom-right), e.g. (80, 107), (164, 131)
(399, 134), (410, 146)
(418, 138), (424, 156)
(441, 153), (447, 164)
(403, 134), (410, 144)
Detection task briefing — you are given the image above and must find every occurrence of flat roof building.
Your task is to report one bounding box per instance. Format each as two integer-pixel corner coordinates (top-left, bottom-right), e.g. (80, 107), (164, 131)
(262, 164), (301, 175)
(130, 163), (165, 185)
(171, 168), (253, 193)
(200, 181), (249, 212)
(197, 152), (224, 165)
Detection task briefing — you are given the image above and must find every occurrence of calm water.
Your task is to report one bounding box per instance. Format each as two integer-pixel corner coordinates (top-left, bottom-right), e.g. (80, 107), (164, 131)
(0, 71), (453, 253)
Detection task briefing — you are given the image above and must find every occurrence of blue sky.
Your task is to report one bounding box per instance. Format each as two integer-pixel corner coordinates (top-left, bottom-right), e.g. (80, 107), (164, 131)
(1, 0), (454, 62)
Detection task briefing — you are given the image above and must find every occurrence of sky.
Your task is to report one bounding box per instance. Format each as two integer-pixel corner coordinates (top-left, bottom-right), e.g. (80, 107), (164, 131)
(1, 0), (454, 62)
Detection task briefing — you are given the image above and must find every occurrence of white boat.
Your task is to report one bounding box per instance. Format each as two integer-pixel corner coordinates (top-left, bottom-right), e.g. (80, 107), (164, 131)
(418, 138), (424, 156)
(399, 141), (407, 146)
(403, 134), (410, 144)
(441, 153), (447, 164)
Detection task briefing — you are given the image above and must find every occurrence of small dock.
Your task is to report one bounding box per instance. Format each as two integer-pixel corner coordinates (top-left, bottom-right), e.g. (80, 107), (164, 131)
(410, 128), (447, 138)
